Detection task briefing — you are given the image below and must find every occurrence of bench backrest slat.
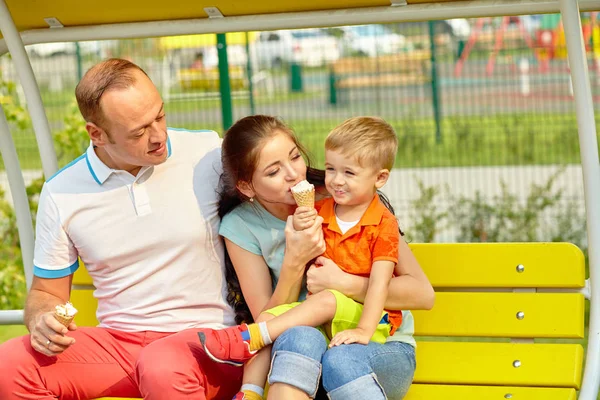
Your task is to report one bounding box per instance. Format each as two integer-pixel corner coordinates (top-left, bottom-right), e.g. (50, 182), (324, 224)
(413, 292), (584, 338)
(411, 243), (585, 288)
(414, 342), (583, 388)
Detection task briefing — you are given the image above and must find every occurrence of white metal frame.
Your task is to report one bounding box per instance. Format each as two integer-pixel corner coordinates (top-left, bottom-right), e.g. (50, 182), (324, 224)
(0, 0), (598, 397)
(559, 0), (600, 397)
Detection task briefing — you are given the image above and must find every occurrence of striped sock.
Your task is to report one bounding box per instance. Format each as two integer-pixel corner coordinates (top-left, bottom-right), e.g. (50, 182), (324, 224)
(247, 323), (265, 351)
(247, 322), (273, 351)
(258, 322), (272, 346)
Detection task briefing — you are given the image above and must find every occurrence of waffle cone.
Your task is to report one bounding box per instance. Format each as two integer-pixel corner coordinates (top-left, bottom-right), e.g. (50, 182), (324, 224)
(54, 313), (74, 327)
(292, 189), (315, 208)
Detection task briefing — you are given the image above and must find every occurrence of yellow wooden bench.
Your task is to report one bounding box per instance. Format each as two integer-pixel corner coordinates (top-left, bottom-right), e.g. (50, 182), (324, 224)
(71, 242), (585, 400)
(178, 66), (246, 91)
(329, 51), (431, 106)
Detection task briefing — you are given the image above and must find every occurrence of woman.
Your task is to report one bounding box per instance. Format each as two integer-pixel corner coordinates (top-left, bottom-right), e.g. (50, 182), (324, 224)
(218, 115), (434, 399)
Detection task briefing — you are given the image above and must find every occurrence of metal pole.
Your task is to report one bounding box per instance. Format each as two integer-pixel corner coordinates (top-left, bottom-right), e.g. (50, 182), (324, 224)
(0, 105), (34, 290)
(0, 310), (24, 325)
(559, 0), (600, 399)
(75, 42), (83, 81)
(428, 20), (442, 144)
(245, 32), (255, 115)
(217, 33), (233, 131)
(0, 0), (58, 178)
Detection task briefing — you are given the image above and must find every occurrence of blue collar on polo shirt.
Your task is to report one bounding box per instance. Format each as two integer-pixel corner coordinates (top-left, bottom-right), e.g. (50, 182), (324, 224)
(85, 135), (172, 185)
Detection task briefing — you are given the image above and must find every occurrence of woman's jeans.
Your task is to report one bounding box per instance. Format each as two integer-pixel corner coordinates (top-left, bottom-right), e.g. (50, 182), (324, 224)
(268, 326), (416, 400)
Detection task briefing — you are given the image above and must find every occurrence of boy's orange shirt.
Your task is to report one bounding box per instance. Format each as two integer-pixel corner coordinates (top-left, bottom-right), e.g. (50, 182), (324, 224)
(315, 194), (403, 333)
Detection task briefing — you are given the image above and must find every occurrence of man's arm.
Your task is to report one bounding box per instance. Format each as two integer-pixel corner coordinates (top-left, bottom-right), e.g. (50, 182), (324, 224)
(24, 275), (76, 357)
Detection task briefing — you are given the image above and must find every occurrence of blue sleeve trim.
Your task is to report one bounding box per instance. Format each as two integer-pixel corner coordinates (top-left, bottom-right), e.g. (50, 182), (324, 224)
(34, 259), (80, 278)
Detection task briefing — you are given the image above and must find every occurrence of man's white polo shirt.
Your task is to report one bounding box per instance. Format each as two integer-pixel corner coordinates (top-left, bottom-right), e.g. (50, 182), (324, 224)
(33, 128), (235, 332)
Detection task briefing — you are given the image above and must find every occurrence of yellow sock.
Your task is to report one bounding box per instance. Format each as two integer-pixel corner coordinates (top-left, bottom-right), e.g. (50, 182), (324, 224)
(242, 389), (263, 400)
(247, 323), (265, 351)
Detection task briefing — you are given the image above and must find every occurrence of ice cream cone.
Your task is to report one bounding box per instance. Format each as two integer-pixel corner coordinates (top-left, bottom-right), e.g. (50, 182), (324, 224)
(54, 313), (74, 327)
(292, 189), (315, 208)
(54, 302), (77, 327)
(291, 180), (315, 208)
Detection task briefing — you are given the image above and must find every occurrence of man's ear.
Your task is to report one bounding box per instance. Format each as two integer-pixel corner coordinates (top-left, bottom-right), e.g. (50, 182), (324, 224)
(374, 169), (390, 189)
(236, 181), (255, 200)
(86, 122), (107, 147)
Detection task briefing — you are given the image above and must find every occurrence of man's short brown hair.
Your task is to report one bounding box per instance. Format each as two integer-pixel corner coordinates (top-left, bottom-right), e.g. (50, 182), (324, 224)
(325, 116), (398, 170)
(75, 58), (148, 127)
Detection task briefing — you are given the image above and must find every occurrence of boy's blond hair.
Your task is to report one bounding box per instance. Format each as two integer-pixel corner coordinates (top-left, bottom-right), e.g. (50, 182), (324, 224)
(325, 117), (398, 170)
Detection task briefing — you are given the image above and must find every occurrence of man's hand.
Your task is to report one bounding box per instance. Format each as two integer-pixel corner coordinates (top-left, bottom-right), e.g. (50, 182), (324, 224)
(329, 327), (371, 347)
(29, 311), (77, 357)
(292, 206), (317, 231)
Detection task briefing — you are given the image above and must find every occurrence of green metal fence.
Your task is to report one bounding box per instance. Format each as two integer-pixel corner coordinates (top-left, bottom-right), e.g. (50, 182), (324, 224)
(0, 14), (599, 245)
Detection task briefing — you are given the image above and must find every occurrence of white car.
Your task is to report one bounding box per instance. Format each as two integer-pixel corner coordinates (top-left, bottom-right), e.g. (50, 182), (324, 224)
(252, 29), (340, 68)
(26, 41), (112, 58)
(340, 24), (411, 57)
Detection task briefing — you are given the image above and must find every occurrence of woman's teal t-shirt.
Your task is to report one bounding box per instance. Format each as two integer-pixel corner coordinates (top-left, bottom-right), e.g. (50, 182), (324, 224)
(219, 201), (309, 301)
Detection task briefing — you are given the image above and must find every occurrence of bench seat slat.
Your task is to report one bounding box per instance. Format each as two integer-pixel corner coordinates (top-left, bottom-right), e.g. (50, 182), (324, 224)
(410, 243), (585, 288)
(406, 384), (576, 400)
(414, 342), (583, 389)
(413, 292), (584, 338)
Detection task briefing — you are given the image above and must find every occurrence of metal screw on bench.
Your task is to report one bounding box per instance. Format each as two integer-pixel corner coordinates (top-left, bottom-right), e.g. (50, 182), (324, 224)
(504, 394), (513, 399)
(516, 311), (525, 320)
(516, 264), (525, 273)
(513, 360), (521, 368)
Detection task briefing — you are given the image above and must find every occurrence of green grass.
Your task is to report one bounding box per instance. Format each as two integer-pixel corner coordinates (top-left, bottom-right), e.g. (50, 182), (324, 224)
(178, 112), (599, 171)
(0, 325), (27, 344)
(288, 113), (600, 170)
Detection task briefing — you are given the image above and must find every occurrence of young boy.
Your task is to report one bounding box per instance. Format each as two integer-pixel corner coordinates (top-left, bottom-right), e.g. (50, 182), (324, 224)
(199, 117), (402, 400)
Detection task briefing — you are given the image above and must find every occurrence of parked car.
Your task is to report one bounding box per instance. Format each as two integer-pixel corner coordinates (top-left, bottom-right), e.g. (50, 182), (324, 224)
(252, 28), (340, 68)
(26, 40), (114, 58)
(339, 24), (411, 57)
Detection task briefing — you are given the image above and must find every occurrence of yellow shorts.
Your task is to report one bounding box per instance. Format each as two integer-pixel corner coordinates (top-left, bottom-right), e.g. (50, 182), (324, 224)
(265, 289), (391, 344)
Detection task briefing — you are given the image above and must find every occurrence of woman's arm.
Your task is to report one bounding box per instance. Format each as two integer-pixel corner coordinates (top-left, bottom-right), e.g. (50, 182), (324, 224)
(226, 239), (302, 319)
(226, 216), (325, 319)
(306, 239), (434, 310)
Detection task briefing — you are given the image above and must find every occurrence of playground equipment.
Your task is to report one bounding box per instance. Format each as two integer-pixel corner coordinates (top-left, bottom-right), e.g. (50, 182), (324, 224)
(454, 16), (540, 77)
(455, 12), (599, 77)
(0, 0), (599, 398)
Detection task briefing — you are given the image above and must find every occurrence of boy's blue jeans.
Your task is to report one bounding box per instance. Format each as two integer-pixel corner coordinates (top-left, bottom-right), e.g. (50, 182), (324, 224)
(268, 326), (416, 400)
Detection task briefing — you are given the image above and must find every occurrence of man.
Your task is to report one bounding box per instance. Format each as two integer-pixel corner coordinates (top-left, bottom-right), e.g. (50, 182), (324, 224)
(0, 58), (242, 399)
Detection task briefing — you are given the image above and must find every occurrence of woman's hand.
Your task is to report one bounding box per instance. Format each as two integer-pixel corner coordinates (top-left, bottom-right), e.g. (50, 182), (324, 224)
(306, 256), (348, 294)
(284, 215), (325, 269)
(292, 206), (317, 231)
